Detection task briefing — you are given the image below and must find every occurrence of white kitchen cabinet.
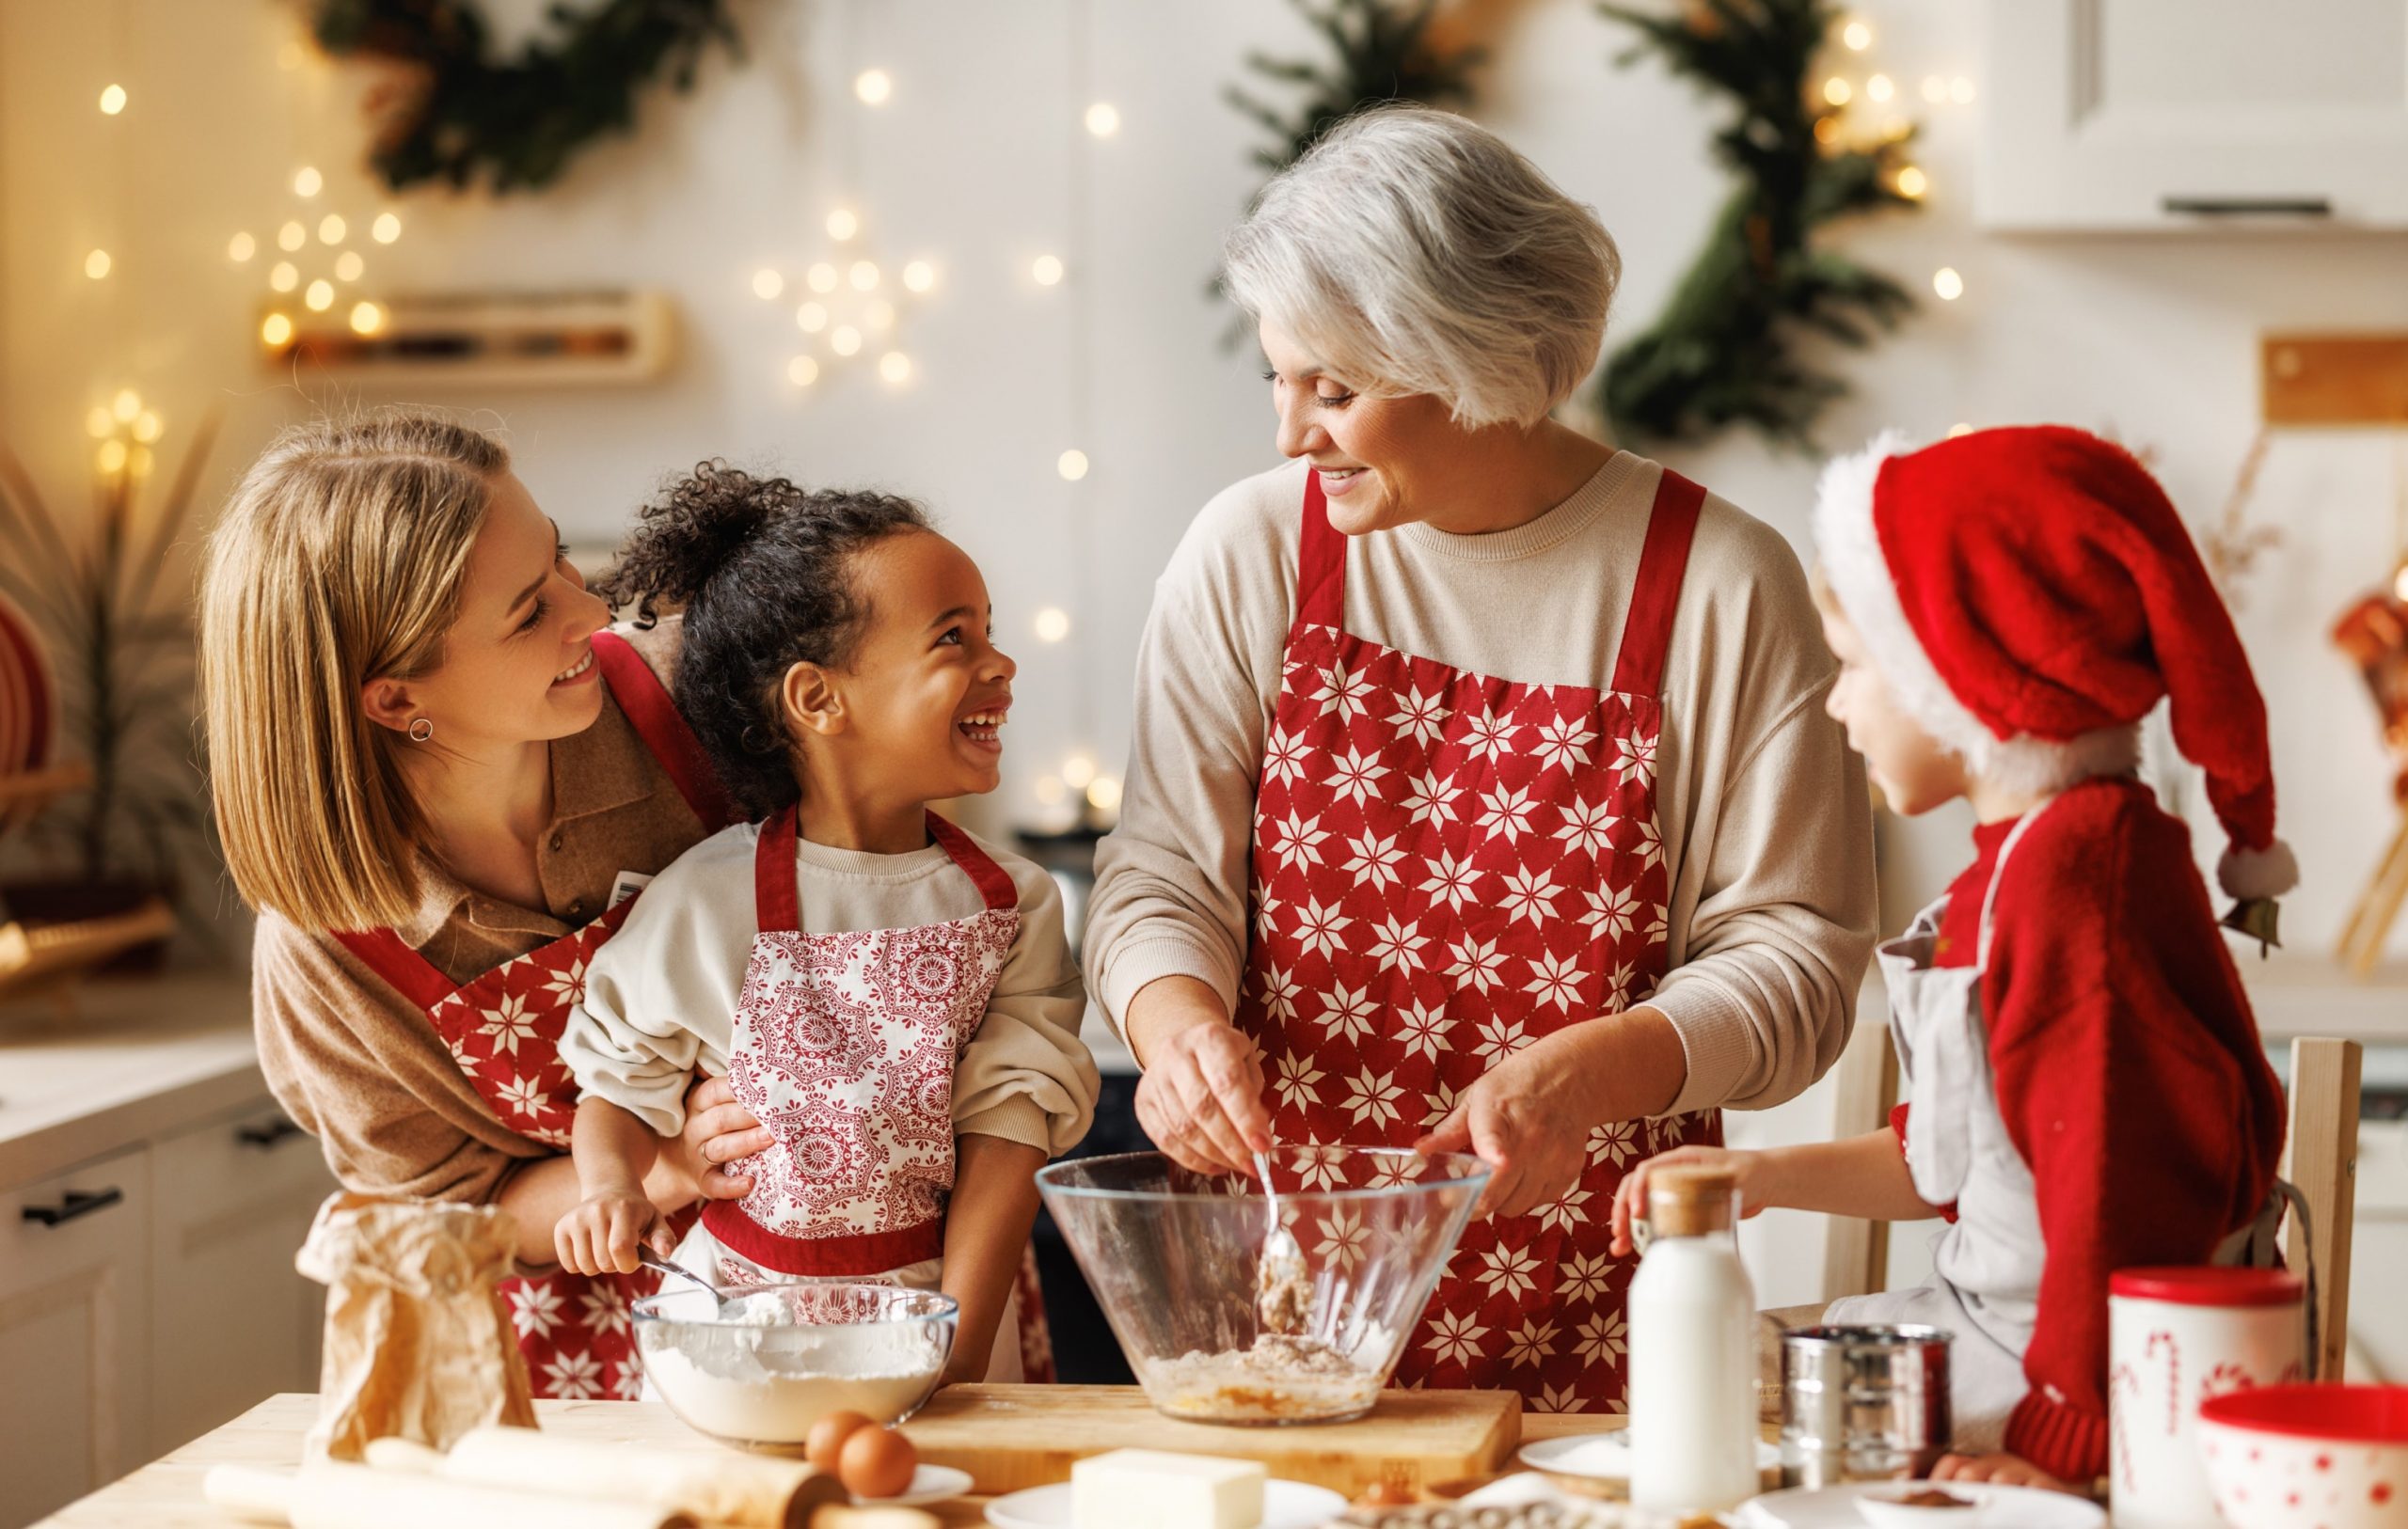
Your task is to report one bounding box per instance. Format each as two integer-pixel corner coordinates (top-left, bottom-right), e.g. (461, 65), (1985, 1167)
(0, 1148), (151, 1529)
(145, 1105), (335, 1455)
(1980, 0), (2408, 229)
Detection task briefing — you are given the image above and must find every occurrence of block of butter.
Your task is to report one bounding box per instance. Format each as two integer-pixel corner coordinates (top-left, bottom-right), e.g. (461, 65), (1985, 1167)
(1069, 1448), (1268, 1529)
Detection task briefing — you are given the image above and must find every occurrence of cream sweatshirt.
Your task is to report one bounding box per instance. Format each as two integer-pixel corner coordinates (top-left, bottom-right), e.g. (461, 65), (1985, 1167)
(562, 820), (1099, 1156)
(1085, 452), (1877, 1115)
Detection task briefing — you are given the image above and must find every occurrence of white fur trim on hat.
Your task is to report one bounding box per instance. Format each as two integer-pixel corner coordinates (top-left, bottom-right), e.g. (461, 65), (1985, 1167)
(2219, 839), (2300, 902)
(1813, 431), (2145, 796)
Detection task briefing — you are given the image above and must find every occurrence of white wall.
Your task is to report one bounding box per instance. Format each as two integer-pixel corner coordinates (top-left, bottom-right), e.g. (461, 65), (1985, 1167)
(7, 0), (2406, 946)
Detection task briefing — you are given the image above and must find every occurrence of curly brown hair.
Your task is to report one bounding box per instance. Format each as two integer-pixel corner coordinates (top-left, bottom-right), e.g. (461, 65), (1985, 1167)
(597, 462), (930, 818)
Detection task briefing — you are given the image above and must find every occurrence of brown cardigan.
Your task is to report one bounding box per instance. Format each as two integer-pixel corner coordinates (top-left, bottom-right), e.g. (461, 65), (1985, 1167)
(250, 619), (709, 1204)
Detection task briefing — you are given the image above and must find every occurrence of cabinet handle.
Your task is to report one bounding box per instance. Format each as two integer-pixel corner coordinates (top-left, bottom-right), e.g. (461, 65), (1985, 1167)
(22, 1187), (125, 1227)
(2162, 196), (2332, 218)
(235, 1116), (306, 1149)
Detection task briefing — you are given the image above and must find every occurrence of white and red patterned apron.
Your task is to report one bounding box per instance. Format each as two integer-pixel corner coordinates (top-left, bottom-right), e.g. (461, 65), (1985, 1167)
(1238, 464), (1722, 1412)
(333, 630), (736, 1400)
(675, 803), (1050, 1382)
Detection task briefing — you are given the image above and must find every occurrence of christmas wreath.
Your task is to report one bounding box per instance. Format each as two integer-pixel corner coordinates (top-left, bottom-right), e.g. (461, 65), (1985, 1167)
(1596, 0), (1920, 450)
(309, 0), (743, 195)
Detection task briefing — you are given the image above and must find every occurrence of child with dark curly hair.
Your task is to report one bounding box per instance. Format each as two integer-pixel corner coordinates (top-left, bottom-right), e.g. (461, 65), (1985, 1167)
(552, 465), (1098, 1384)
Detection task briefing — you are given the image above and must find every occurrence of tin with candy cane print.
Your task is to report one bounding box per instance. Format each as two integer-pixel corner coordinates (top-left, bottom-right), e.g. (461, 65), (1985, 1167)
(2110, 1267), (2305, 1529)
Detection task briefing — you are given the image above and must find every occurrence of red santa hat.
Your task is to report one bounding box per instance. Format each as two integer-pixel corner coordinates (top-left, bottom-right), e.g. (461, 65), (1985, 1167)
(1814, 424), (2297, 903)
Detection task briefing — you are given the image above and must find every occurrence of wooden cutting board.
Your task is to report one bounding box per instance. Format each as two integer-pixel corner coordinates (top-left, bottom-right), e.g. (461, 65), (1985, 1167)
(897, 1384), (1521, 1496)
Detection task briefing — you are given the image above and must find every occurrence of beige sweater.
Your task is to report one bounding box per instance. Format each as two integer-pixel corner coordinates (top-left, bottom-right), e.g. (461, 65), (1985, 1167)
(1085, 453), (1877, 1115)
(561, 820), (1098, 1156)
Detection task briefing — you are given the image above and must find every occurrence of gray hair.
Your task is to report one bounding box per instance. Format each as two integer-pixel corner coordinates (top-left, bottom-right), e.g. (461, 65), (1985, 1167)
(1220, 104), (1621, 430)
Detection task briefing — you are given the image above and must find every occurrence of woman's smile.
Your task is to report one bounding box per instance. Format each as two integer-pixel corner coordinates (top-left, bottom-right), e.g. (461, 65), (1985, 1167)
(551, 646), (598, 688)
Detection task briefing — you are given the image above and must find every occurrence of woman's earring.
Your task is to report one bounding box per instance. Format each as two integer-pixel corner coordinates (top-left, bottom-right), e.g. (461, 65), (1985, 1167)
(407, 717), (435, 743)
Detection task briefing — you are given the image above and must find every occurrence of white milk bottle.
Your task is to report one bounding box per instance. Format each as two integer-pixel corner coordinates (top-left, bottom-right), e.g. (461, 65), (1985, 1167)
(1628, 1164), (1758, 1515)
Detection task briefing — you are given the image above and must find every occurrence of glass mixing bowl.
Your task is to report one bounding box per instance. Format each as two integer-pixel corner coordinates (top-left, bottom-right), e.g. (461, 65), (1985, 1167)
(632, 1282), (956, 1451)
(1038, 1146), (1490, 1425)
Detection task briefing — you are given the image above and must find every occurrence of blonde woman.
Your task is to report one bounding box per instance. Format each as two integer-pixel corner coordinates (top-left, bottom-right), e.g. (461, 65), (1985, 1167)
(200, 414), (769, 1400)
(1085, 106), (1878, 1411)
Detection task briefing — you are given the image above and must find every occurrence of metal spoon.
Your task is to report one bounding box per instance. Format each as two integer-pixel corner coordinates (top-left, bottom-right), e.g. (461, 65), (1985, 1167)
(1253, 1148), (1311, 1335)
(639, 1248), (725, 1314)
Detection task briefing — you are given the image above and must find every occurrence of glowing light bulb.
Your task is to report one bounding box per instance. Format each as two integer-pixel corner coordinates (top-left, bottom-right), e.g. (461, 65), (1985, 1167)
(808, 263), (839, 294)
(2395, 563), (2408, 603)
(305, 278), (335, 311)
(269, 261), (298, 292)
(878, 351), (912, 384)
(854, 69), (892, 105)
(97, 439), (128, 474)
(1031, 254), (1065, 286)
(228, 231), (257, 262)
(1056, 449), (1089, 481)
(1947, 421), (1974, 438)
(318, 213), (346, 244)
(1061, 754), (1098, 791)
(112, 389), (140, 421)
(1950, 76), (1976, 103)
(99, 84), (127, 115)
(293, 166), (322, 198)
(85, 407), (113, 438)
(1034, 607), (1071, 642)
(1895, 166), (1928, 198)
(1867, 73), (1894, 102)
(349, 301), (384, 335)
(1823, 76), (1853, 106)
(902, 260), (935, 293)
(128, 446), (153, 479)
(1842, 20), (1872, 50)
(1085, 102), (1120, 137)
(1932, 267), (1964, 301)
(1086, 776), (1123, 812)
(796, 302), (829, 334)
(826, 208), (859, 242)
(132, 410), (163, 443)
(334, 251), (364, 282)
(85, 249), (111, 279)
(752, 268), (784, 300)
(830, 325), (863, 357)
(849, 260), (880, 292)
(261, 312), (293, 346)
(372, 212), (402, 244)
(787, 355), (820, 386)
(278, 221), (306, 252)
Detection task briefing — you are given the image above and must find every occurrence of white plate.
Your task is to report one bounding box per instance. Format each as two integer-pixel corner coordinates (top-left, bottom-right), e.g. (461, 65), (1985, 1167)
(1520, 1428), (1782, 1481)
(1738, 1480), (2106, 1529)
(859, 1462), (973, 1507)
(985, 1478), (1349, 1529)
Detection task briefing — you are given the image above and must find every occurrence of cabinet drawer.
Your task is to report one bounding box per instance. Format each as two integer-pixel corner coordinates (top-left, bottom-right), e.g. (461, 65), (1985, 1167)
(0, 1146), (150, 1529)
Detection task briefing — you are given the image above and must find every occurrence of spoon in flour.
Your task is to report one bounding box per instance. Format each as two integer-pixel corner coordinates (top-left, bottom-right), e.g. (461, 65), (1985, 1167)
(640, 1249), (726, 1315)
(1253, 1149), (1311, 1335)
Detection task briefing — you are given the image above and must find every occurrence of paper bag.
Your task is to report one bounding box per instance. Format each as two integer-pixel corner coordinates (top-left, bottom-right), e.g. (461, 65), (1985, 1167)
(295, 1191), (536, 1459)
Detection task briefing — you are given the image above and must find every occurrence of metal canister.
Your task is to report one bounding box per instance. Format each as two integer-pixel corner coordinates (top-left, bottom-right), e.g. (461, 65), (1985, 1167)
(1779, 1324), (1953, 1488)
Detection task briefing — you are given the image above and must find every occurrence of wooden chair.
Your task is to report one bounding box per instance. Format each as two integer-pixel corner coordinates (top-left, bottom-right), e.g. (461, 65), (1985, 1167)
(1821, 1025), (2362, 1381)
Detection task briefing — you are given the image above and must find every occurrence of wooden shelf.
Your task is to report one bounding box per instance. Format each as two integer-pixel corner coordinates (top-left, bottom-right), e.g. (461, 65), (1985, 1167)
(0, 898), (176, 1010)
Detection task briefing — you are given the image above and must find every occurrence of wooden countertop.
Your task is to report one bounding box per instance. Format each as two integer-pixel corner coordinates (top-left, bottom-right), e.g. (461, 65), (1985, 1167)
(38, 1391), (1610, 1527)
(0, 972), (263, 1184)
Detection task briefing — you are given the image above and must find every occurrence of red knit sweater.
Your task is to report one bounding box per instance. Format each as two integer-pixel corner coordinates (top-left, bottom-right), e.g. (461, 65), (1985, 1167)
(1895, 777), (2285, 1482)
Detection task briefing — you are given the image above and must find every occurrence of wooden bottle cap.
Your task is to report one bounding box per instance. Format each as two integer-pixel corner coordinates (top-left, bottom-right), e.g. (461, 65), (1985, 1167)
(1647, 1165), (1737, 1238)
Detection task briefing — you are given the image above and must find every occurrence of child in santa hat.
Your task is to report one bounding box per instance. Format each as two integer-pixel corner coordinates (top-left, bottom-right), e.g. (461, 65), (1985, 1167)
(1611, 425), (2291, 1491)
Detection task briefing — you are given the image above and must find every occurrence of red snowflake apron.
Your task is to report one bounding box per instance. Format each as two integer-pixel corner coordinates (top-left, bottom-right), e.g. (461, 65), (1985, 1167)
(685, 804), (1053, 1380)
(1238, 465), (1723, 1413)
(333, 630), (736, 1400)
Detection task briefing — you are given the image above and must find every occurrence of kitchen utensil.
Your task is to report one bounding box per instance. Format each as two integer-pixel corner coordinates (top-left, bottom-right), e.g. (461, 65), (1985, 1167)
(634, 1282), (957, 1451)
(1037, 1146), (1489, 1425)
(201, 1461), (699, 1529)
(2199, 1384), (2408, 1529)
(1254, 1148), (1309, 1334)
(1776, 1325), (1952, 1489)
(640, 1247), (726, 1311)
(980, 1478), (1347, 1529)
(441, 1425), (841, 1526)
(1738, 1480), (2105, 1529)
(1516, 1428), (1781, 1486)
(897, 1382), (1518, 1498)
(2109, 1266), (2305, 1528)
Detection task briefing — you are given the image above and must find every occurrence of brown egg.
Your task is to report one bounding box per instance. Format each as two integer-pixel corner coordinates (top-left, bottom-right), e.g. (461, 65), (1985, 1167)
(804, 1410), (874, 1474)
(837, 1425), (919, 1500)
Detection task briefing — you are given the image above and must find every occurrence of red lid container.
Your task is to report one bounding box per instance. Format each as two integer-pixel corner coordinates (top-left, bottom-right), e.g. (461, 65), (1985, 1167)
(2109, 1267), (2305, 1307)
(2201, 1384), (2408, 1443)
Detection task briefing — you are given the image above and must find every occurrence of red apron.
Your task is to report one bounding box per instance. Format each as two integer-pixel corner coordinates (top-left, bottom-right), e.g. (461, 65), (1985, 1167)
(1237, 465), (1722, 1412)
(334, 630), (735, 1400)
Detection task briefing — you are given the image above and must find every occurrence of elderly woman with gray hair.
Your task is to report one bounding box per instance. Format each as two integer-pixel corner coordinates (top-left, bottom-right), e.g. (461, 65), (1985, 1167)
(1083, 106), (1877, 1411)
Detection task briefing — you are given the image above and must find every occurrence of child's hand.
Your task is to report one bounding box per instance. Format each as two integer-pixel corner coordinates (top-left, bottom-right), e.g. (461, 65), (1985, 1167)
(554, 1187), (670, 1276)
(1608, 1144), (1781, 1256)
(1930, 1452), (2081, 1494)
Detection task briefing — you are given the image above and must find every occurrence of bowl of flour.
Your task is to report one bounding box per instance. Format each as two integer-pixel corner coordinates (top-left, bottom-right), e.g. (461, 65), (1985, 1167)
(632, 1283), (956, 1450)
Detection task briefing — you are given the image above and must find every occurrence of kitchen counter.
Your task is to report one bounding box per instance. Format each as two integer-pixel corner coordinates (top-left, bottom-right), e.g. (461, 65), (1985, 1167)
(0, 972), (261, 1186)
(37, 1391), (1609, 1527)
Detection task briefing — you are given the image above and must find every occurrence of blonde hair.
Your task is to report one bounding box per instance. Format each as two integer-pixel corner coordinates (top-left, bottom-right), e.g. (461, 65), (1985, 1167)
(1220, 104), (1621, 430)
(200, 412), (507, 931)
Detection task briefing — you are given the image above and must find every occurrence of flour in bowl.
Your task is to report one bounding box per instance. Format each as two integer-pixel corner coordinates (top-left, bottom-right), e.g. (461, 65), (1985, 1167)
(637, 1302), (943, 1443)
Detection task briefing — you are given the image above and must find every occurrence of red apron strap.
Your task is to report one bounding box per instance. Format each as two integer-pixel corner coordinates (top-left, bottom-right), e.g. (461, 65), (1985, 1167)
(927, 812), (1019, 912)
(330, 926), (457, 1012)
(753, 804), (802, 934)
(1608, 467), (1708, 699)
(1291, 468), (1348, 635)
(591, 630), (737, 832)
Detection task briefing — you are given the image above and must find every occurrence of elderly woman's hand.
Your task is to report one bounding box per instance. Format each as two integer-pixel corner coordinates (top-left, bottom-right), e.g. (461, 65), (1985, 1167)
(1127, 976), (1272, 1175)
(669, 1073), (769, 1202)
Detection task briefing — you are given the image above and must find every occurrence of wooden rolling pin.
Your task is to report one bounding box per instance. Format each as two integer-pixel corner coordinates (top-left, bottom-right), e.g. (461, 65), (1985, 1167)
(202, 1461), (696, 1529)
